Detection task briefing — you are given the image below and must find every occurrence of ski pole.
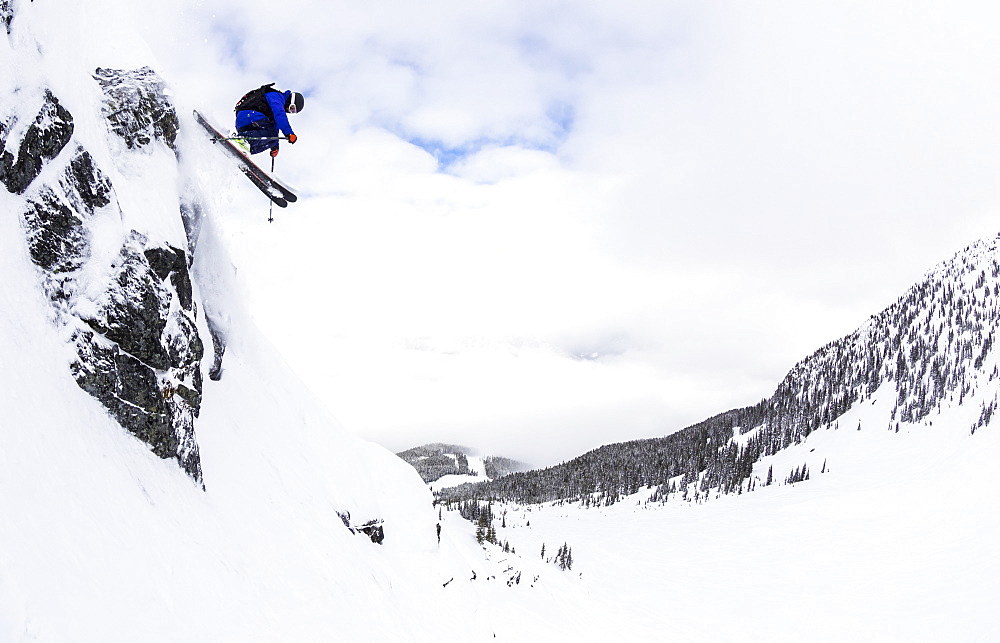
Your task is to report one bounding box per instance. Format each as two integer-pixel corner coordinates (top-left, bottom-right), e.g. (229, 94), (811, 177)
(268, 155), (276, 223)
(213, 136), (290, 142)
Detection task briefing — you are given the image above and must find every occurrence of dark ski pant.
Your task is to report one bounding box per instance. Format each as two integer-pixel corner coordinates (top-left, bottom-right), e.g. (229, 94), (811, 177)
(237, 118), (278, 155)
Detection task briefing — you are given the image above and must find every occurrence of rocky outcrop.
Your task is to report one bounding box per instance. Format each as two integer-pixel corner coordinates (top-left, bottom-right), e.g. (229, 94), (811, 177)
(0, 90), (75, 195)
(94, 67), (179, 152)
(337, 511), (387, 545)
(206, 315), (227, 381)
(1, 0), (14, 35)
(21, 147), (110, 273)
(73, 232), (205, 480)
(9, 67), (208, 484)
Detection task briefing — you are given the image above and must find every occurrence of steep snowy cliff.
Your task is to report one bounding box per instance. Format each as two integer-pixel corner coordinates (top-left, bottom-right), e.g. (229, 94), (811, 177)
(3, 3), (205, 479)
(0, 2), (477, 639)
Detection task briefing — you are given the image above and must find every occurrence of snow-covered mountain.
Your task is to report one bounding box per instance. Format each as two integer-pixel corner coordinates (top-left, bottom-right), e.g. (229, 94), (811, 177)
(430, 236), (1000, 639)
(0, 2), (517, 640)
(397, 443), (528, 489)
(2, 1), (999, 640)
(439, 235), (1000, 508)
(2, 3), (622, 640)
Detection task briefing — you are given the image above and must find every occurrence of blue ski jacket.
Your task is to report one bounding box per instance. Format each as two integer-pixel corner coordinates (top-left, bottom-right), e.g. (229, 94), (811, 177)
(235, 90), (295, 152)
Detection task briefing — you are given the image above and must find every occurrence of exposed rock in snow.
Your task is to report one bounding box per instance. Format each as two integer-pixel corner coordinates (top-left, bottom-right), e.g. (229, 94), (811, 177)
(0, 1), (12, 35)
(94, 66), (178, 152)
(5, 59), (207, 482)
(0, 89), (74, 195)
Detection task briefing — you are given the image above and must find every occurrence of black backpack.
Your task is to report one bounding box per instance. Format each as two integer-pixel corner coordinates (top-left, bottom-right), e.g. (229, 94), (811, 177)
(234, 83), (278, 116)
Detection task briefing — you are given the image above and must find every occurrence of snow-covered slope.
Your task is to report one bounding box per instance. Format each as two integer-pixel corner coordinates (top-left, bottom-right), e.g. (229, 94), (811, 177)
(0, 3), (603, 640)
(432, 236), (1000, 639)
(484, 416), (1000, 640)
(440, 234), (1000, 509)
(3, 1), (999, 640)
(430, 237), (1000, 639)
(0, 1), (452, 639)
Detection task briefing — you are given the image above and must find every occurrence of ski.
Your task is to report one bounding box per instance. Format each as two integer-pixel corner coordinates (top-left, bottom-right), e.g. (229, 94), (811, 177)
(193, 110), (297, 207)
(241, 167), (287, 207)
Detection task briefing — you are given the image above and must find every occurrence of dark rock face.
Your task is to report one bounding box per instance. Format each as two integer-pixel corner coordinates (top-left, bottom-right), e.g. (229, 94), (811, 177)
(72, 329), (174, 455)
(94, 66), (179, 151)
(11, 72), (207, 484)
(85, 235), (174, 371)
(22, 147), (110, 274)
(178, 195), (205, 256)
(0, 90), (75, 194)
(71, 324), (203, 481)
(23, 187), (88, 273)
(66, 147), (113, 210)
(145, 245), (193, 310)
(338, 512), (386, 545)
(206, 315), (227, 381)
(1, 0), (14, 34)
(358, 521), (385, 545)
(79, 233), (206, 445)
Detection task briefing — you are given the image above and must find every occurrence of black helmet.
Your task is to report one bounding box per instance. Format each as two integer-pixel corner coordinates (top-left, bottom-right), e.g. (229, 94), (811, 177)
(286, 92), (304, 114)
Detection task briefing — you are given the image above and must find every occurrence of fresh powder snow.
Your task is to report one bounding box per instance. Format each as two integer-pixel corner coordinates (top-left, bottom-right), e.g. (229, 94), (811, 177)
(1, 0), (999, 641)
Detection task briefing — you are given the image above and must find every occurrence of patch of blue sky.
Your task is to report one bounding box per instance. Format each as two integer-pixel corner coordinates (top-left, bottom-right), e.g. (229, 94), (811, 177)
(208, 22), (251, 71)
(405, 137), (481, 168)
(516, 34), (592, 80)
(545, 101), (575, 141)
(401, 101), (576, 170)
(205, 20), (319, 109)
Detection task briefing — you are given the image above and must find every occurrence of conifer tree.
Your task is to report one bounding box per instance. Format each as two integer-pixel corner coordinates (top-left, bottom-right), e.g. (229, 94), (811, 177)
(475, 511), (490, 544)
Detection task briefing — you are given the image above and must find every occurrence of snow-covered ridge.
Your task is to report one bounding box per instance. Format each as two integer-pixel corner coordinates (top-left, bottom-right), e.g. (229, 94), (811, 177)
(439, 234), (1000, 506)
(2, 1), (210, 479)
(770, 233), (1000, 437)
(1, 2), (479, 638)
(396, 442), (529, 491)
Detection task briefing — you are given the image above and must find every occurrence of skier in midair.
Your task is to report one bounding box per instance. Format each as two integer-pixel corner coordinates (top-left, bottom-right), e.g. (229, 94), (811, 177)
(234, 84), (304, 157)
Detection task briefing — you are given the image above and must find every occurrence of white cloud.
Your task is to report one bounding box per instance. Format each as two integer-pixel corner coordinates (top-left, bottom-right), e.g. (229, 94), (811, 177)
(131, 0), (1000, 464)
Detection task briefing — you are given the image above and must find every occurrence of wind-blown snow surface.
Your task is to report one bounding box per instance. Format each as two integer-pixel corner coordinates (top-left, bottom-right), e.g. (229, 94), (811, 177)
(3, 1), (1000, 640)
(0, 1), (598, 638)
(0, 164), (431, 639)
(0, 220), (590, 641)
(483, 397), (1000, 641)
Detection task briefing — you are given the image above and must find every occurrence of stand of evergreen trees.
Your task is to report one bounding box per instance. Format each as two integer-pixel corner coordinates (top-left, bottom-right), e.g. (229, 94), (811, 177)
(483, 455), (528, 479)
(396, 444), (475, 483)
(437, 238), (1000, 509)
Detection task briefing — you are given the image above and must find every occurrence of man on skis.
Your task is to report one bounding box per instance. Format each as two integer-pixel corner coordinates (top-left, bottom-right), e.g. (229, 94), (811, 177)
(234, 84), (304, 157)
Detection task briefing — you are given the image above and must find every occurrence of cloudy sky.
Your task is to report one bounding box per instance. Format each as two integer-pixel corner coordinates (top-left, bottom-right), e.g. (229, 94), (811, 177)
(127, 0), (1000, 465)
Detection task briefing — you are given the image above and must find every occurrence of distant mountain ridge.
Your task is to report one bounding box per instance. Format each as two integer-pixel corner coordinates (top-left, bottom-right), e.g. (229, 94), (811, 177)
(439, 234), (1000, 506)
(397, 443), (528, 483)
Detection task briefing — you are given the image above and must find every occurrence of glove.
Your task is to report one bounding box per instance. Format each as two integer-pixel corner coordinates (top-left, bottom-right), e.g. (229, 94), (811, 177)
(288, 134), (297, 144)
(270, 148), (279, 158)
